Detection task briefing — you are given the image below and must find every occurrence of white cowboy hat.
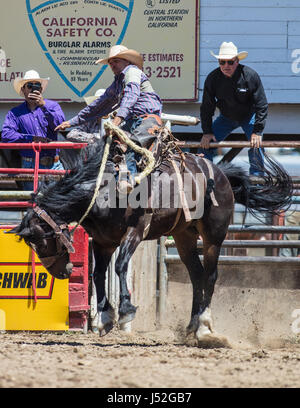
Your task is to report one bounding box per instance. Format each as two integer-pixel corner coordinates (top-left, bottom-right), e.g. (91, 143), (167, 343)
(96, 45), (143, 70)
(14, 70), (49, 96)
(83, 88), (106, 105)
(210, 42), (248, 60)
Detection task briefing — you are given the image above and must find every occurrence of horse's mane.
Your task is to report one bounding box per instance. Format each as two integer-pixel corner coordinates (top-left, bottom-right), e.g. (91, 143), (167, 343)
(35, 138), (114, 214)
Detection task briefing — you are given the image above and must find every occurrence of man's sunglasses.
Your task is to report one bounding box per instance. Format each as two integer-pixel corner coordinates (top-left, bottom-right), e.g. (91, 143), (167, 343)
(219, 60), (237, 66)
(26, 82), (42, 91)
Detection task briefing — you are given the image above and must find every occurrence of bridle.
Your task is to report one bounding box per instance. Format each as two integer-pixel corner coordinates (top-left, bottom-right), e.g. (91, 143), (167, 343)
(31, 206), (75, 269)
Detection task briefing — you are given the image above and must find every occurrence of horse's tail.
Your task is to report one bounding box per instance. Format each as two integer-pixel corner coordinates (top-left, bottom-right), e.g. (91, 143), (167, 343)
(219, 153), (293, 221)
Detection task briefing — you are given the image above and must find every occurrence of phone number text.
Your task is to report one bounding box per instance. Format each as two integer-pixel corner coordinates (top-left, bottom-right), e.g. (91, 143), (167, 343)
(144, 66), (181, 79)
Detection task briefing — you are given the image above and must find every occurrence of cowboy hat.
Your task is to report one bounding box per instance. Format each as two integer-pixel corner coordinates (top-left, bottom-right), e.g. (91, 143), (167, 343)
(14, 70), (49, 96)
(96, 45), (143, 70)
(210, 42), (248, 60)
(83, 88), (106, 105)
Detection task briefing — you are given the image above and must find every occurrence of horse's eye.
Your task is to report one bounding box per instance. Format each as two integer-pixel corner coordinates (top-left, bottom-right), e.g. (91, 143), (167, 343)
(27, 235), (48, 250)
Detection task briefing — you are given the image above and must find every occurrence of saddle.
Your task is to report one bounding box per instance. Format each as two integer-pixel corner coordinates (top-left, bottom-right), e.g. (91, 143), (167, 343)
(111, 126), (183, 177)
(109, 127), (218, 238)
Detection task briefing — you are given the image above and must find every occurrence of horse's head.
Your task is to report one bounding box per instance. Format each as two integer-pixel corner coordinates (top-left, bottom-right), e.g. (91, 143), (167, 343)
(9, 206), (74, 279)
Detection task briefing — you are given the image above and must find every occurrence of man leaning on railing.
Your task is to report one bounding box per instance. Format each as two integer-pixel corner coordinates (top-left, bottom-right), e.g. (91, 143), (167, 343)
(199, 42), (268, 176)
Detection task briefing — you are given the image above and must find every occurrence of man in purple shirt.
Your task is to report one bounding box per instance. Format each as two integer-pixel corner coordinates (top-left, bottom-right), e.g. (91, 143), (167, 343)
(55, 45), (163, 193)
(2, 70), (65, 189)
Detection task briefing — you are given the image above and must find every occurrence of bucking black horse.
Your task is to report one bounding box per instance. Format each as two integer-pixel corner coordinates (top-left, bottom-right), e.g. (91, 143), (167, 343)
(10, 134), (293, 344)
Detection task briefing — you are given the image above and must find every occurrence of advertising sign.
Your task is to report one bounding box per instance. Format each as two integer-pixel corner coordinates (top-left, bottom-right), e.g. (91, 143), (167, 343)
(0, 0), (199, 102)
(0, 227), (69, 331)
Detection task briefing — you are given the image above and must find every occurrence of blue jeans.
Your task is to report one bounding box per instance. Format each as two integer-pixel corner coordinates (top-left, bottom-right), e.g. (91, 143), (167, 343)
(121, 118), (143, 177)
(22, 157), (64, 191)
(199, 114), (265, 176)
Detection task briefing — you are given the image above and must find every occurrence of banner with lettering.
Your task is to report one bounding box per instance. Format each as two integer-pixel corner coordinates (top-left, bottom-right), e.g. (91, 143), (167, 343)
(0, 0), (199, 102)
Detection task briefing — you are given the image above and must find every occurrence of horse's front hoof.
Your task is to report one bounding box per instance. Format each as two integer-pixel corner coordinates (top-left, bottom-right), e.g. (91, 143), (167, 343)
(99, 321), (114, 337)
(96, 306), (115, 335)
(118, 311), (136, 325)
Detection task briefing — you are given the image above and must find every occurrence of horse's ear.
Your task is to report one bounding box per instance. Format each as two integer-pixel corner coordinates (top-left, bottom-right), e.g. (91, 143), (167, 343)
(6, 224), (22, 235)
(6, 224), (31, 239)
(5, 210), (35, 240)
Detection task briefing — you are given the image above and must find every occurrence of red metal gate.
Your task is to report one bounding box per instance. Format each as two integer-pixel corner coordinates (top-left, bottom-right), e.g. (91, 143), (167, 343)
(0, 141), (90, 331)
(69, 226), (90, 332)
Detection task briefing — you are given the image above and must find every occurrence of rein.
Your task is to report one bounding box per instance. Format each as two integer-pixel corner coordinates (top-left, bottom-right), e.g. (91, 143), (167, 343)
(33, 121), (157, 250)
(70, 120), (156, 233)
(70, 130), (113, 235)
(105, 121), (156, 185)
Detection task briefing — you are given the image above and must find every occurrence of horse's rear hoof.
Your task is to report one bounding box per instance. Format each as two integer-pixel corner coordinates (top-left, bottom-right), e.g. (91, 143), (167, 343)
(186, 322), (198, 336)
(99, 321), (114, 337)
(186, 314), (201, 336)
(197, 333), (232, 349)
(118, 312), (136, 325)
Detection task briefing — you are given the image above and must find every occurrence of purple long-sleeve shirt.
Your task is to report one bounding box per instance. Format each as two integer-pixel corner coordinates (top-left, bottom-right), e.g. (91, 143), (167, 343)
(1, 99), (65, 158)
(69, 64), (162, 127)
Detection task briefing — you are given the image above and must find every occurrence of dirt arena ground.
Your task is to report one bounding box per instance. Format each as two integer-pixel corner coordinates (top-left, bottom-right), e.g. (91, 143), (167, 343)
(0, 327), (300, 389)
(1, 254), (299, 389)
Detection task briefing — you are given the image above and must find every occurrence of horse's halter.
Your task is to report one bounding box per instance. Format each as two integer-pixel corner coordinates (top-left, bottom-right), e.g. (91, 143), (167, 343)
(31, 206), (75, 269)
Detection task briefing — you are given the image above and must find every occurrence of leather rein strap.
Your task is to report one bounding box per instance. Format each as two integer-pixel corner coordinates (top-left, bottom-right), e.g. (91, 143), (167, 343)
(33, 206), (75, 253)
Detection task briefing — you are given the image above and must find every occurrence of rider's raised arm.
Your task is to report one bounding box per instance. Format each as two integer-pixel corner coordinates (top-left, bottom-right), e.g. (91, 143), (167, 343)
(68, 84), (118, 128)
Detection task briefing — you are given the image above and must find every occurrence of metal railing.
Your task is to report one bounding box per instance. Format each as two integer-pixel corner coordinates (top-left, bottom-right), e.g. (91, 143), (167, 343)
(0, 142), (86, 207)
